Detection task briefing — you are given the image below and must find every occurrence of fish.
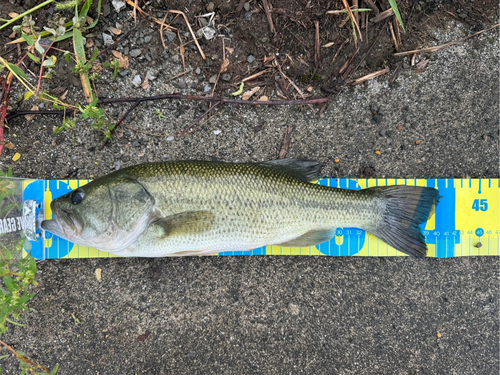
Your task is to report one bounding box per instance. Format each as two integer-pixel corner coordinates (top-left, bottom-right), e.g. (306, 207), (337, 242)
(41, 159), (439, 257)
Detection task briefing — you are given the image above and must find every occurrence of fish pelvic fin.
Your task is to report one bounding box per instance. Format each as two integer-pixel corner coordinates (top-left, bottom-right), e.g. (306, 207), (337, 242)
(275, 228), (336, 248)
(258, 159), (323, 182)
(367, 186), (440, 258)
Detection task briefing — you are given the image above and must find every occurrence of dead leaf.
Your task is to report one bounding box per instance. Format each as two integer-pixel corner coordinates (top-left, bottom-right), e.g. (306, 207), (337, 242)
(93, 63), (103, 73)
(110, 27), (122, 35)
(86, 38), (94, 48)
(2, 142), (15, 150)
(306, 86), (313, 93)
(225, 47), (234, 55)
(8, 31), (17, 39)
(60, 90), (68, 101)
(219, 58), (230, 73)
(138, 153), (145, 157)
(415, 58), (429, 73)
(258, 95), (269, 101)
(8, 12), (19, 18)
(49, 86), (67, 96)
(242, 86), (260, 100)
(111, 50), (129, 68)
(95, 268), (102, 282)
(22, 26), (31, 34)
(24, 105), (39, 121)
(86, 16), (94, 25)
(142, 76), (150, 90)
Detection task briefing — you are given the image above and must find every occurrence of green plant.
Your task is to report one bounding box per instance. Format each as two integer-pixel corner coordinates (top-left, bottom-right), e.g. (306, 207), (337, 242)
(103, 59), (121, 80)
(388, 0), (405, 31)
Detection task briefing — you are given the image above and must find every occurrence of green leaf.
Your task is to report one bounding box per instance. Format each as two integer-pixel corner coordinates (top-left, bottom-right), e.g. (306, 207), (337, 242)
(27, 52), (40, 63)
(42, 56), (56, 67)
(7, 167), (12, 177)
(7, 64), (27, 80)
(3, 276), (20, 293)
(34, 38), (46, 55)
(50, 363), (60, 375)
(87, 0), (102, 29)
(0, 354), (9, 360)
(388, 0), (405, 32)
(89, 47), (99, 62)
(21, 32), (34, 46)
(2, 248), (12, 261)
(55, 30), (74, 42)
(79, 0), (93, 19)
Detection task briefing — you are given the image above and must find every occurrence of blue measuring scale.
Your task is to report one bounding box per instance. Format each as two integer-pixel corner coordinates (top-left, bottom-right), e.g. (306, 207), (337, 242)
(9, 177), (499, 259)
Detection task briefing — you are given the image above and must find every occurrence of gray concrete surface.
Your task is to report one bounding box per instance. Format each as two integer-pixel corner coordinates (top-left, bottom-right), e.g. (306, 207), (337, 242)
(1, 16), (499, 375)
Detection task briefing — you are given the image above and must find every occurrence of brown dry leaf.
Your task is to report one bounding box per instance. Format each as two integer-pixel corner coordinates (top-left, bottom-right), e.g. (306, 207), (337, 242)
(93, 63), (103, 73)
(257, 95), (269, 101)
(60, 90), (68, 101)
(86, 38), (94, 48)
(86, 16), (94, 25)
(110, 27), (122, 35)
(8, 12), (19, 18)
(225, 47), (234, 55)
(3, 142), (15, 150)
(242, 86), (260, 101)
(220, 58), (230, 73)
(142, 76), (150, 90)
(306, 86), (313, 93)
(111, 50), (129, 68)
(8, 31), (17, 39)
(22, 26), (31, 34)
(415, 58), (430, 73)
(24, 105), (39, 121)
(138, 153), (145, 157)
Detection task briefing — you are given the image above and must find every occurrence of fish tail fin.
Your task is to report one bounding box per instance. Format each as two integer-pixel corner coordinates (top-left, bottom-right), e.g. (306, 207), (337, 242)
(367, 186), (440, 257)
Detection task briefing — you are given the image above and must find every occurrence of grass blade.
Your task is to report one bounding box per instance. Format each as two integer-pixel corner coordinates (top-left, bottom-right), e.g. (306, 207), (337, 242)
(388, 0), (405, 32)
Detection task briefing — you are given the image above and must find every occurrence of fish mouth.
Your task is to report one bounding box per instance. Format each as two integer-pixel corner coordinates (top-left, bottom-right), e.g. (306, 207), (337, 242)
(41, 205), (82, 239)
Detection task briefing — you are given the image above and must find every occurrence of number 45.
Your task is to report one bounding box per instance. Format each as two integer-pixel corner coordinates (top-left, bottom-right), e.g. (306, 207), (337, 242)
(472, 199), (488, 211)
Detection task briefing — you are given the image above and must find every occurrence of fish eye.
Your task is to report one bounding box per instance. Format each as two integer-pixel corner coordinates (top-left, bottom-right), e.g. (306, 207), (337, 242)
(70, 188), (85, 204)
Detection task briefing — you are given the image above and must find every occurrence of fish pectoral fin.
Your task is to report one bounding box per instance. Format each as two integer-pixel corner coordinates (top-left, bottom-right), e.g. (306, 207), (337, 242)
(258, 159), (323, 182)
(151, 210), (215, 238)
(275, 228), (336, 247)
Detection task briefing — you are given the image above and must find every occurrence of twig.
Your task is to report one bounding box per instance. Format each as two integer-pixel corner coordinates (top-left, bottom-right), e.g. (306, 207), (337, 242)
(314, 21), (320, 70)
(178, 101), (222, 137)
(274, 61), (315, 112)
(370, 8), (394, 23)
(98, 94), (330, 106)
(363, 0), (379, 15)
(349, 67), (389, 85)
(341, 0), (362, 41)
(262, 0), (276, 34)
(101, 101), (141, 149)
(0, 339), (50, 374)
(394, 23), (500, 56)
(279, 126), (293, 159)
(5, 109), (77, 122)
(35, 38), (56, 95)
(332, 39), (348, 64)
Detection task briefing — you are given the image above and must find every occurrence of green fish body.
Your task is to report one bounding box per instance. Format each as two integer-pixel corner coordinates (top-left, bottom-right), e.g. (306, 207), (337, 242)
(42, 160), (439, 257)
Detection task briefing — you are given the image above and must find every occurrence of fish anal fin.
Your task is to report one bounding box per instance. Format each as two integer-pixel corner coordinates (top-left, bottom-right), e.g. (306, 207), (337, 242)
(152, 210), (215, 238)
(275, 228), (335, 247)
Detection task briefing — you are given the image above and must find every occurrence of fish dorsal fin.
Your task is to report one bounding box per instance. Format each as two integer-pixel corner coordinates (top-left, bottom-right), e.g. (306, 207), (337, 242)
(151, 211), (215, 238)
(275, 228), (336, 247)
(258, 159), (323, 182)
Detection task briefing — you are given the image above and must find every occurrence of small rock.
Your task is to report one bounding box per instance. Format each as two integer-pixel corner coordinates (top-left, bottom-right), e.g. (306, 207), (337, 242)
(111, 0), (125, 12)
(247, 55), (256, 63)
(207, 2), (215, 12)
(178, 78), (186, 89)
(129, 49), (142, 57)
(195, 67), (201, 75)
(221, 73), (231, 82)
(166, 136), (174, 141)
(146, 70), (156, 80)
(261, 36), (269, 44)
(209, 75), (218, 84)
(123, 46), (129, 55)
(132, 75), (142, 87)
(245, 12), (252, 21)
(213, 130), (221, 135)
(244, 2), (250, 11)
(102, 33), (113, 46)
(144, 35), (152, 43)
(204, 84), (212, 92)
(132, 140), (140, 147)
(165, 30), (176, 42)
(119, 70), (129, 77)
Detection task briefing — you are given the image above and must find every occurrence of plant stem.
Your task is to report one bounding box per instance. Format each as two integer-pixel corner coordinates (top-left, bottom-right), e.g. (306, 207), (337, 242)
(35, 38), (57, 95)
(0, 0), (56, 31)
(0, 339), (51, 373)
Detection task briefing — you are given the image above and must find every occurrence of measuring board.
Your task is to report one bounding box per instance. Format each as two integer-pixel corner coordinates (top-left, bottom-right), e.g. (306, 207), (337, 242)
(0, 177), (498, 259)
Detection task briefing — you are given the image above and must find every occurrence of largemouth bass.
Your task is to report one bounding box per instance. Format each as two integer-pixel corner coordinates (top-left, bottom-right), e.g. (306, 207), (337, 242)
(41, 159), (439, 257)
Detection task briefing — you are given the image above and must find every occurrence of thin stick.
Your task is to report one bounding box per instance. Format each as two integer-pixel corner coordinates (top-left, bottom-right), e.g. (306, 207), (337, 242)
(98, 94), (330, 106)
(349, 67), (389, 85)
(279, 126), (293, 159)
(394, 23), (500, 56)
(0, 339), (50, 373)
(101, 102), (141, 148)
(242, 68), (272, 83)
(178, 101), (222, 136)
(341, 0), (362, 41)
(35, 38), (56, 95)
(262, 0), (276, 34)
(314, 21), (320, 70)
